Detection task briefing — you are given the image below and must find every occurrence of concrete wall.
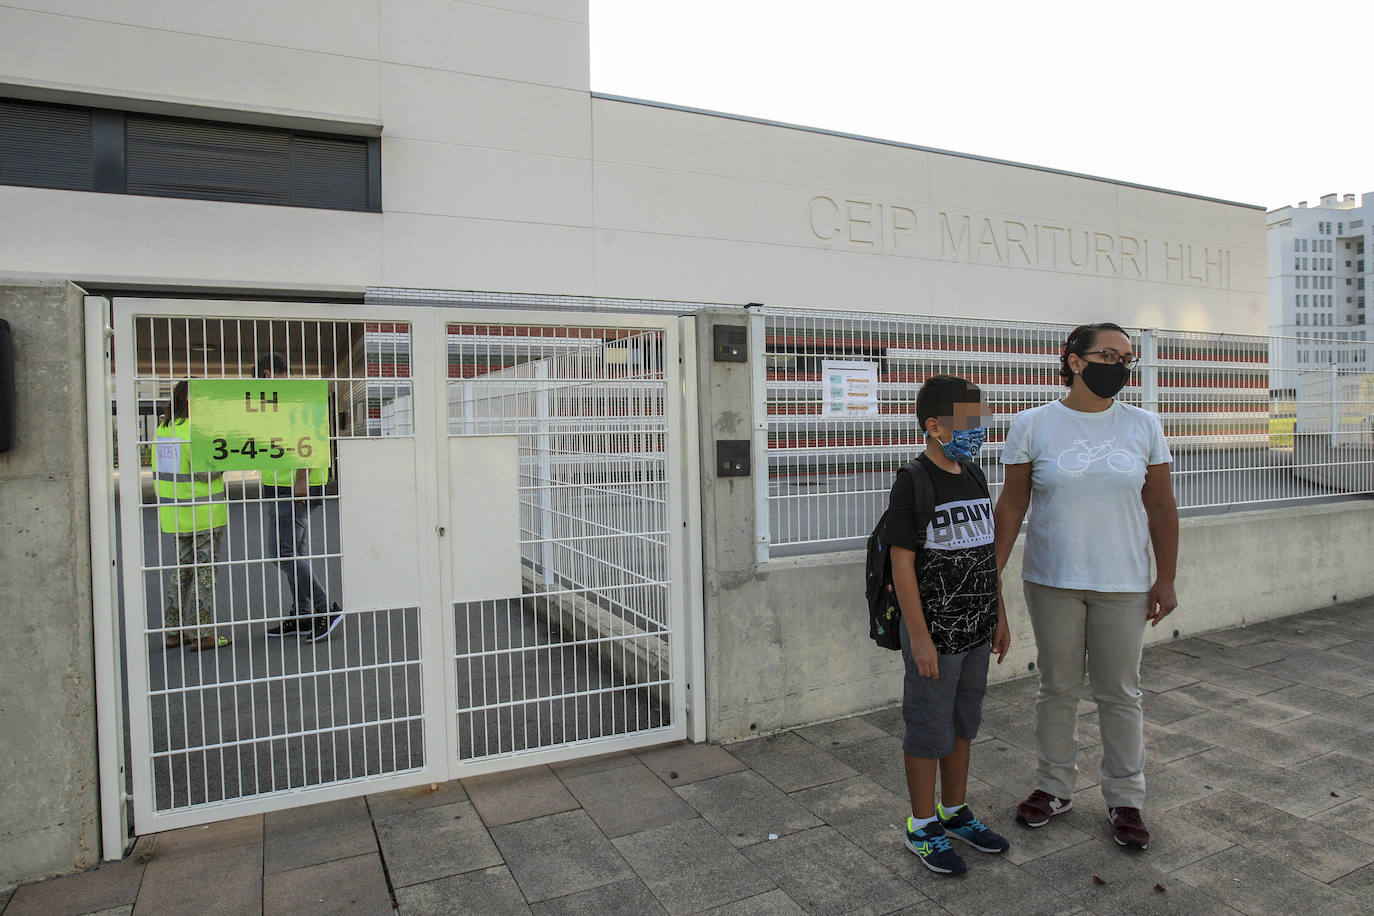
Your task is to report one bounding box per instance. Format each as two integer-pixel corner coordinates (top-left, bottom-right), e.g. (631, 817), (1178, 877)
(705, 499), (1374, 742)
(0, 281), (99, 885)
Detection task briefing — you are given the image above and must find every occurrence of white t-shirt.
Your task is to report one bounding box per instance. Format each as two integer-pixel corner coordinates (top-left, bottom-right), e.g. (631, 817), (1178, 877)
(1001, 399), (1171, 592)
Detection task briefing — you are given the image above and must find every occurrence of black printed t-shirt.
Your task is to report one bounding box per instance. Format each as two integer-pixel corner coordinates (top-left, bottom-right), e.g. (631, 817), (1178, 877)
(881, 453), (999, 654)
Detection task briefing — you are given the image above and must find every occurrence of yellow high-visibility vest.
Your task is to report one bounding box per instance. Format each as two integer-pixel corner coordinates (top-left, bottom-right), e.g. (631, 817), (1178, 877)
(259, 464), (330, 489)
(153, 420), (227, 534)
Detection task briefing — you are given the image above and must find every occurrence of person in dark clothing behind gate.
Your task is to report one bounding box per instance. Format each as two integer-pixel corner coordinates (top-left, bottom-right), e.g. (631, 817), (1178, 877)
(256, 352), (342, 642)
(883, 374), (1011, 876)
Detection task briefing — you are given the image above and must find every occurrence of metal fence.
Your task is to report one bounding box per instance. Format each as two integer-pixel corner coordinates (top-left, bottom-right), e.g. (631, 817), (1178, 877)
(752, 306), (1374, 556)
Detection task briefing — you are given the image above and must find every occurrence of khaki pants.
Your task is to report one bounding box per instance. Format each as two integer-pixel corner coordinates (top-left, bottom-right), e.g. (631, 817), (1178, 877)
(1023, 580), (1148, 809)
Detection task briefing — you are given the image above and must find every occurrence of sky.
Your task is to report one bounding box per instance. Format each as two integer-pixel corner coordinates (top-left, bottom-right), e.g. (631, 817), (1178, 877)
(589, 1), (1373, 212)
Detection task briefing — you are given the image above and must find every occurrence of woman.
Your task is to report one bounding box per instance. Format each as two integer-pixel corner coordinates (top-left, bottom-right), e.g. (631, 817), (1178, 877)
(153, 381), (230, 651)
(992, 322), (1178, 850)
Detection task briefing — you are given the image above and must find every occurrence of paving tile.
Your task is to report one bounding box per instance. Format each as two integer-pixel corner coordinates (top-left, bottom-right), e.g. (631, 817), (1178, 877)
(1141, 690), (1206, 726)
(826, 735), (909, 798)
(463, 764), (579, 828)
(1136, 762), (1225, 812)
(547, 750), (639, 780)
(1189, 660), (1295, 697)
(530, 876), (665, 915)
(787, 775), (912, 873)
(263, 852), (392, 914)
(966, 738), (1038, 798)
(722, 732), (858, 793)
(1317, 797), (1374, 844)
(978, 702), (1038, 752)
(561, 761), (697, 838)
(1021, 835), (1240, 915)
(490, 809), (633, 904)
(1263, 684), (1374, 728)
(82, 907), (132, 916)
(1139, 664), (1201, 693)
(375, 799), (503, 888)
(1165, 684), (1307, 728)
(1254, 655), (1374, 696)
(697, 888), (806, 915)
(985, 674), (1040, 706)
(1258, 622), (1356, 651)
(1165, 711), (1324, 766)
(151, 814), (262, 859)
(1331, 861), (1374, 898)
(2, 855), (146, 916)
(1164, 790), (1374, 883)
(133, 840), (261, 915)
(395, 865), (531, 915)
(1195, 627), (1284, 648)
(1173, 846), (1368, 915)
(675, 770), (822, 848)
(741, 826), (922, 916)
(1272, 714), (1374, 759)
(1157, 638), (1295, 671)
(1288, 750), (1374, 796)
(793, 714), (890, 749)
(366, 779), (468, 817)
(611, 817), (775, 914)
(1172, 748), (1352, 817)
(1141, 720), (1215, 765)
(858, 705), (906, 737)
(636, 741), (746, 787)
(263, 795), (376, 874)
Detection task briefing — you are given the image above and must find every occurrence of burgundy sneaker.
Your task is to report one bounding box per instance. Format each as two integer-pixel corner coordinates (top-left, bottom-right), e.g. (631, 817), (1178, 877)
(1109, 806), (1150, 849)
(1016, 789), (1072, 828)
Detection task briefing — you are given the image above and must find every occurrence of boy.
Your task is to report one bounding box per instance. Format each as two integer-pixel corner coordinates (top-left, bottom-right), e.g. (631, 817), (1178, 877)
(883, 375), (1011, 875)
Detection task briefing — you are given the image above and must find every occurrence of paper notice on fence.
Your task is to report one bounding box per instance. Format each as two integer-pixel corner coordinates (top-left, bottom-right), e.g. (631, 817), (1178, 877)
(821, 360), (879, 418)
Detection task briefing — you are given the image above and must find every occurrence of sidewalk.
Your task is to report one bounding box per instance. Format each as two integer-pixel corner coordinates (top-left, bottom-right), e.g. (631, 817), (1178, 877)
(6, 599), (1374, 915)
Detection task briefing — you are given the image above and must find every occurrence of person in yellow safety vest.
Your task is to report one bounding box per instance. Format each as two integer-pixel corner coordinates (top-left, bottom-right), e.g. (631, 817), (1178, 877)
(257, 353), (342, 642)
(154, 380), (230, 651)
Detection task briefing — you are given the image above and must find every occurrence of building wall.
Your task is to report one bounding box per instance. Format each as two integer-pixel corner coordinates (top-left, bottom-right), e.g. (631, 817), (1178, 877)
(590, 98), (1267, 333)
(0, 281), (99, 885)
(0, 2), (1266, 335)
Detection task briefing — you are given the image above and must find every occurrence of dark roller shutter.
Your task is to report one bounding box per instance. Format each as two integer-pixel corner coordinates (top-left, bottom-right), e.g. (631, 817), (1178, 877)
(291, 135), (369, 210)
(126, 117), (294, 206)
(0, 99), (94, 191)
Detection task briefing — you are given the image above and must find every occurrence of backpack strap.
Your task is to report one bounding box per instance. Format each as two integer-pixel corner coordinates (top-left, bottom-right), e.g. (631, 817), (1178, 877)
(900, 458), (935, 550)
(960, 459), (988, 492)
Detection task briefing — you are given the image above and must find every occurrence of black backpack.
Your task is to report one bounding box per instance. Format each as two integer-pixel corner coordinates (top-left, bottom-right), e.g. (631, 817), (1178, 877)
(864, 457), (986, 649)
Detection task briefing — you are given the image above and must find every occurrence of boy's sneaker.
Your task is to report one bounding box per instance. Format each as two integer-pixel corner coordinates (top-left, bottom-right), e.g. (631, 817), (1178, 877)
(1109, 807), (1150, 849)
(1016, 789), (1072, 828)
(307, 604), (344, 643)
(938, 805), (1009, 853)
(904, 820), (967, 875)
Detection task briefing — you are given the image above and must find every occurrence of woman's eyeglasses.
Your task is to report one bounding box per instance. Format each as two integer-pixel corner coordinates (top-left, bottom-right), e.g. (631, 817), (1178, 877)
(1082, 348), (1140, 370)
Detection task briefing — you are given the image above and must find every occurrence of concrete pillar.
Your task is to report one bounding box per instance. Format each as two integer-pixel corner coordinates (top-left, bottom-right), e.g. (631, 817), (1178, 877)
(0, 281), (99, 884)
(692, 307), (775, 740)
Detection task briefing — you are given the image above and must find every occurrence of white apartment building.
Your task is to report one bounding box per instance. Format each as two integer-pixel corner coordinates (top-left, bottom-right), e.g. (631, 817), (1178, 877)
(1267, 192), (1373, 390)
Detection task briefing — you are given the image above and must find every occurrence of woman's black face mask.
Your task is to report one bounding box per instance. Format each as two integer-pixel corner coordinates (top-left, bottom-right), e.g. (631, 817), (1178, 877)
(1080, 360), (1130, 399)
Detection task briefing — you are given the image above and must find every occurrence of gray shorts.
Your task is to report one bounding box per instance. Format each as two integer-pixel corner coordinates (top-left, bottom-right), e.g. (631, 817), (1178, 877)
(899, 621), (991, 759)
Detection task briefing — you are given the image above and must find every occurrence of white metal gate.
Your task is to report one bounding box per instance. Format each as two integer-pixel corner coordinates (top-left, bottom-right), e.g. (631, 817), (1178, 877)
(96, 298), (701, 835)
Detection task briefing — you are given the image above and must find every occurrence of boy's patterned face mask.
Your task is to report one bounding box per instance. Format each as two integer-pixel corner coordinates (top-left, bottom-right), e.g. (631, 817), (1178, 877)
(938, 427), (985, 461)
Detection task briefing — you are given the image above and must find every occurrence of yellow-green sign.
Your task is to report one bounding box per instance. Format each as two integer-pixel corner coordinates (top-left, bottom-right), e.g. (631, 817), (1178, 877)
(188, 379), (330, 471)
